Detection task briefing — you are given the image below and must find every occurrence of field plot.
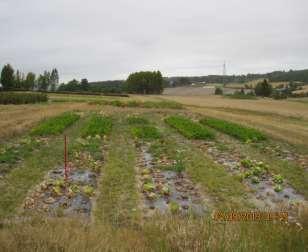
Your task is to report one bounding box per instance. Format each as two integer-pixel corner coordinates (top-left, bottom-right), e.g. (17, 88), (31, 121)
(0, 93), (307, 251)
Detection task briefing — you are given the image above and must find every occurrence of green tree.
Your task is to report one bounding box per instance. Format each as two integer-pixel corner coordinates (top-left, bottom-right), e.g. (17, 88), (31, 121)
(25, 72), (36, 90)
(126, 71), (163, 94)
(81, 78), (89, 91)
(37, 71), (51, 91)
(14, 70), (22, 89)
(1, 64), (15, 90)
(255, 79), (272, 97)
(58, 79), (80, 92)
(50, 68), (59, 91)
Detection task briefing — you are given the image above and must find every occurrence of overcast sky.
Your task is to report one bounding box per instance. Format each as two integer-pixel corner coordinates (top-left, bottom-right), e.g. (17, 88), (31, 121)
(1, 0), (308, 82)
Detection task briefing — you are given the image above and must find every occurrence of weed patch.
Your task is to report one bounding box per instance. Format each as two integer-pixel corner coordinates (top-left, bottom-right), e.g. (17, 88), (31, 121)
(165, 115), (215, 140)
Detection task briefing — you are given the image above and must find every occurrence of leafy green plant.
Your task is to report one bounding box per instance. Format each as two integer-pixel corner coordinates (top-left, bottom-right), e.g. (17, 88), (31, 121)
(165, 116), (215, 140)
(241, 159), (254, 168)
(31, 112), (80, 136)
(200, 117), (266, 142)
(251, 176), (260, 184)
(81, 114), (112, 137)
(83, 185), (95, 197)
(173, 158), (185, 173)
(143, 183), (155, 192)
(274, 184), (283, 192)
(169, 201), (180, 214)
(273, 174), (284, 184)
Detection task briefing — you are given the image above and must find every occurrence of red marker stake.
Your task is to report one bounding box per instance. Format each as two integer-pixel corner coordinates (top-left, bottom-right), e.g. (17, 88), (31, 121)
(64, 135), (68, 182)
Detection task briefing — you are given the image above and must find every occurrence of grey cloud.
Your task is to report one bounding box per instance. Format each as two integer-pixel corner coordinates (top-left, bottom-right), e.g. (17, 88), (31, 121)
(1, 0), (307, 82)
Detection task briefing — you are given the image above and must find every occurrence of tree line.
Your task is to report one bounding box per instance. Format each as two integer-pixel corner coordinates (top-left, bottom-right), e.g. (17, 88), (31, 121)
(1, 64), (164, 95)
(58, 71), (164, 94)
(0, 64), (59, 91)
(166, 69), (308, 87)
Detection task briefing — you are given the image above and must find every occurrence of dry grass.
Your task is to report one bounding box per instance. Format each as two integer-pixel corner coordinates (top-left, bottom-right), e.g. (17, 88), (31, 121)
(0, 215), (307, 252)
(293, 85), (308, 94)
(158, 95), (308, 148)
(0, 103), (95, 141)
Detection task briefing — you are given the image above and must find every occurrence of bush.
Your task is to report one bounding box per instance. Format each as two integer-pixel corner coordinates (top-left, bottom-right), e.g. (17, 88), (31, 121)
(31, 112), (80, 136)
(165, 116), (215, 140)
(81, 115), (112, 137)
(0, 92), (48, 104)
(200, 117), (266, 142)
(214, 87), (223, 95)
(255, 80), (273, 97)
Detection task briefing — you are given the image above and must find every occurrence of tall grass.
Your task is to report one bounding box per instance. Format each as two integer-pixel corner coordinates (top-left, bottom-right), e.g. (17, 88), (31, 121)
(0, 215), (306, 251)
(81, 114), (112, 137)
(31, 112), (80, 136)
(0, 92), (48, 104)
(200, 117), (266, 142)
(165, 115), (215, 140)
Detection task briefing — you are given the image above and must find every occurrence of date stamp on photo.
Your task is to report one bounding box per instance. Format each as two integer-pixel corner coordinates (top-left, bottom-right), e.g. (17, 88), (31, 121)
(212, 211), (289, 222)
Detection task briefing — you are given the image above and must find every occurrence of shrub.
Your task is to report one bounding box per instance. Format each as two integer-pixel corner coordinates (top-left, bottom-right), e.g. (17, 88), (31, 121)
(165, 116), (215, 140)
(0, 92), (47, 104)
(81, 115), (112, 137)
(31, 112), (80, 136)
(214, 87), (223, 95)
(200, 117), (266, 142)
(255, 79), (273, 97)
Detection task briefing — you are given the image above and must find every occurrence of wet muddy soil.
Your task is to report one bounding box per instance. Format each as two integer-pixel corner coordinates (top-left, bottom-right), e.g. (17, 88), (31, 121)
(137, 145), (207, 217)
(23, 168), (98, 218)
(198, 140), (307, 220)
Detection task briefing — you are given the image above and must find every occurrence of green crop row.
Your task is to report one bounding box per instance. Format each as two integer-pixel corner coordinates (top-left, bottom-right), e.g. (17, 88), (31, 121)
(165, 116), (215, 140)
(131, 125), (160, 140)
(81, 114), (112, 137)
(0, 92), (48, 104)
(200, 117), (266, 142)
(31, 112), (80, 136)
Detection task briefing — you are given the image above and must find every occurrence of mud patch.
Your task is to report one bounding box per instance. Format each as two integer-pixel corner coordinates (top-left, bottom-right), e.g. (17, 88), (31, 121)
(23, 168), (97, 218)
(137, 146), (207, 217)
(198, 140), (307, 221)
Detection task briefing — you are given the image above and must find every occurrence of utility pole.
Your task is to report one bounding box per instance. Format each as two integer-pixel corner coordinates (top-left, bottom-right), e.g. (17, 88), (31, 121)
(222, 61), (227, 87)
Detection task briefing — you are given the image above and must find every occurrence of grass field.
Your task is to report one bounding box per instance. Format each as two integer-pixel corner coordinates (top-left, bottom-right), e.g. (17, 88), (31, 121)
(0, 92), (307, 251)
